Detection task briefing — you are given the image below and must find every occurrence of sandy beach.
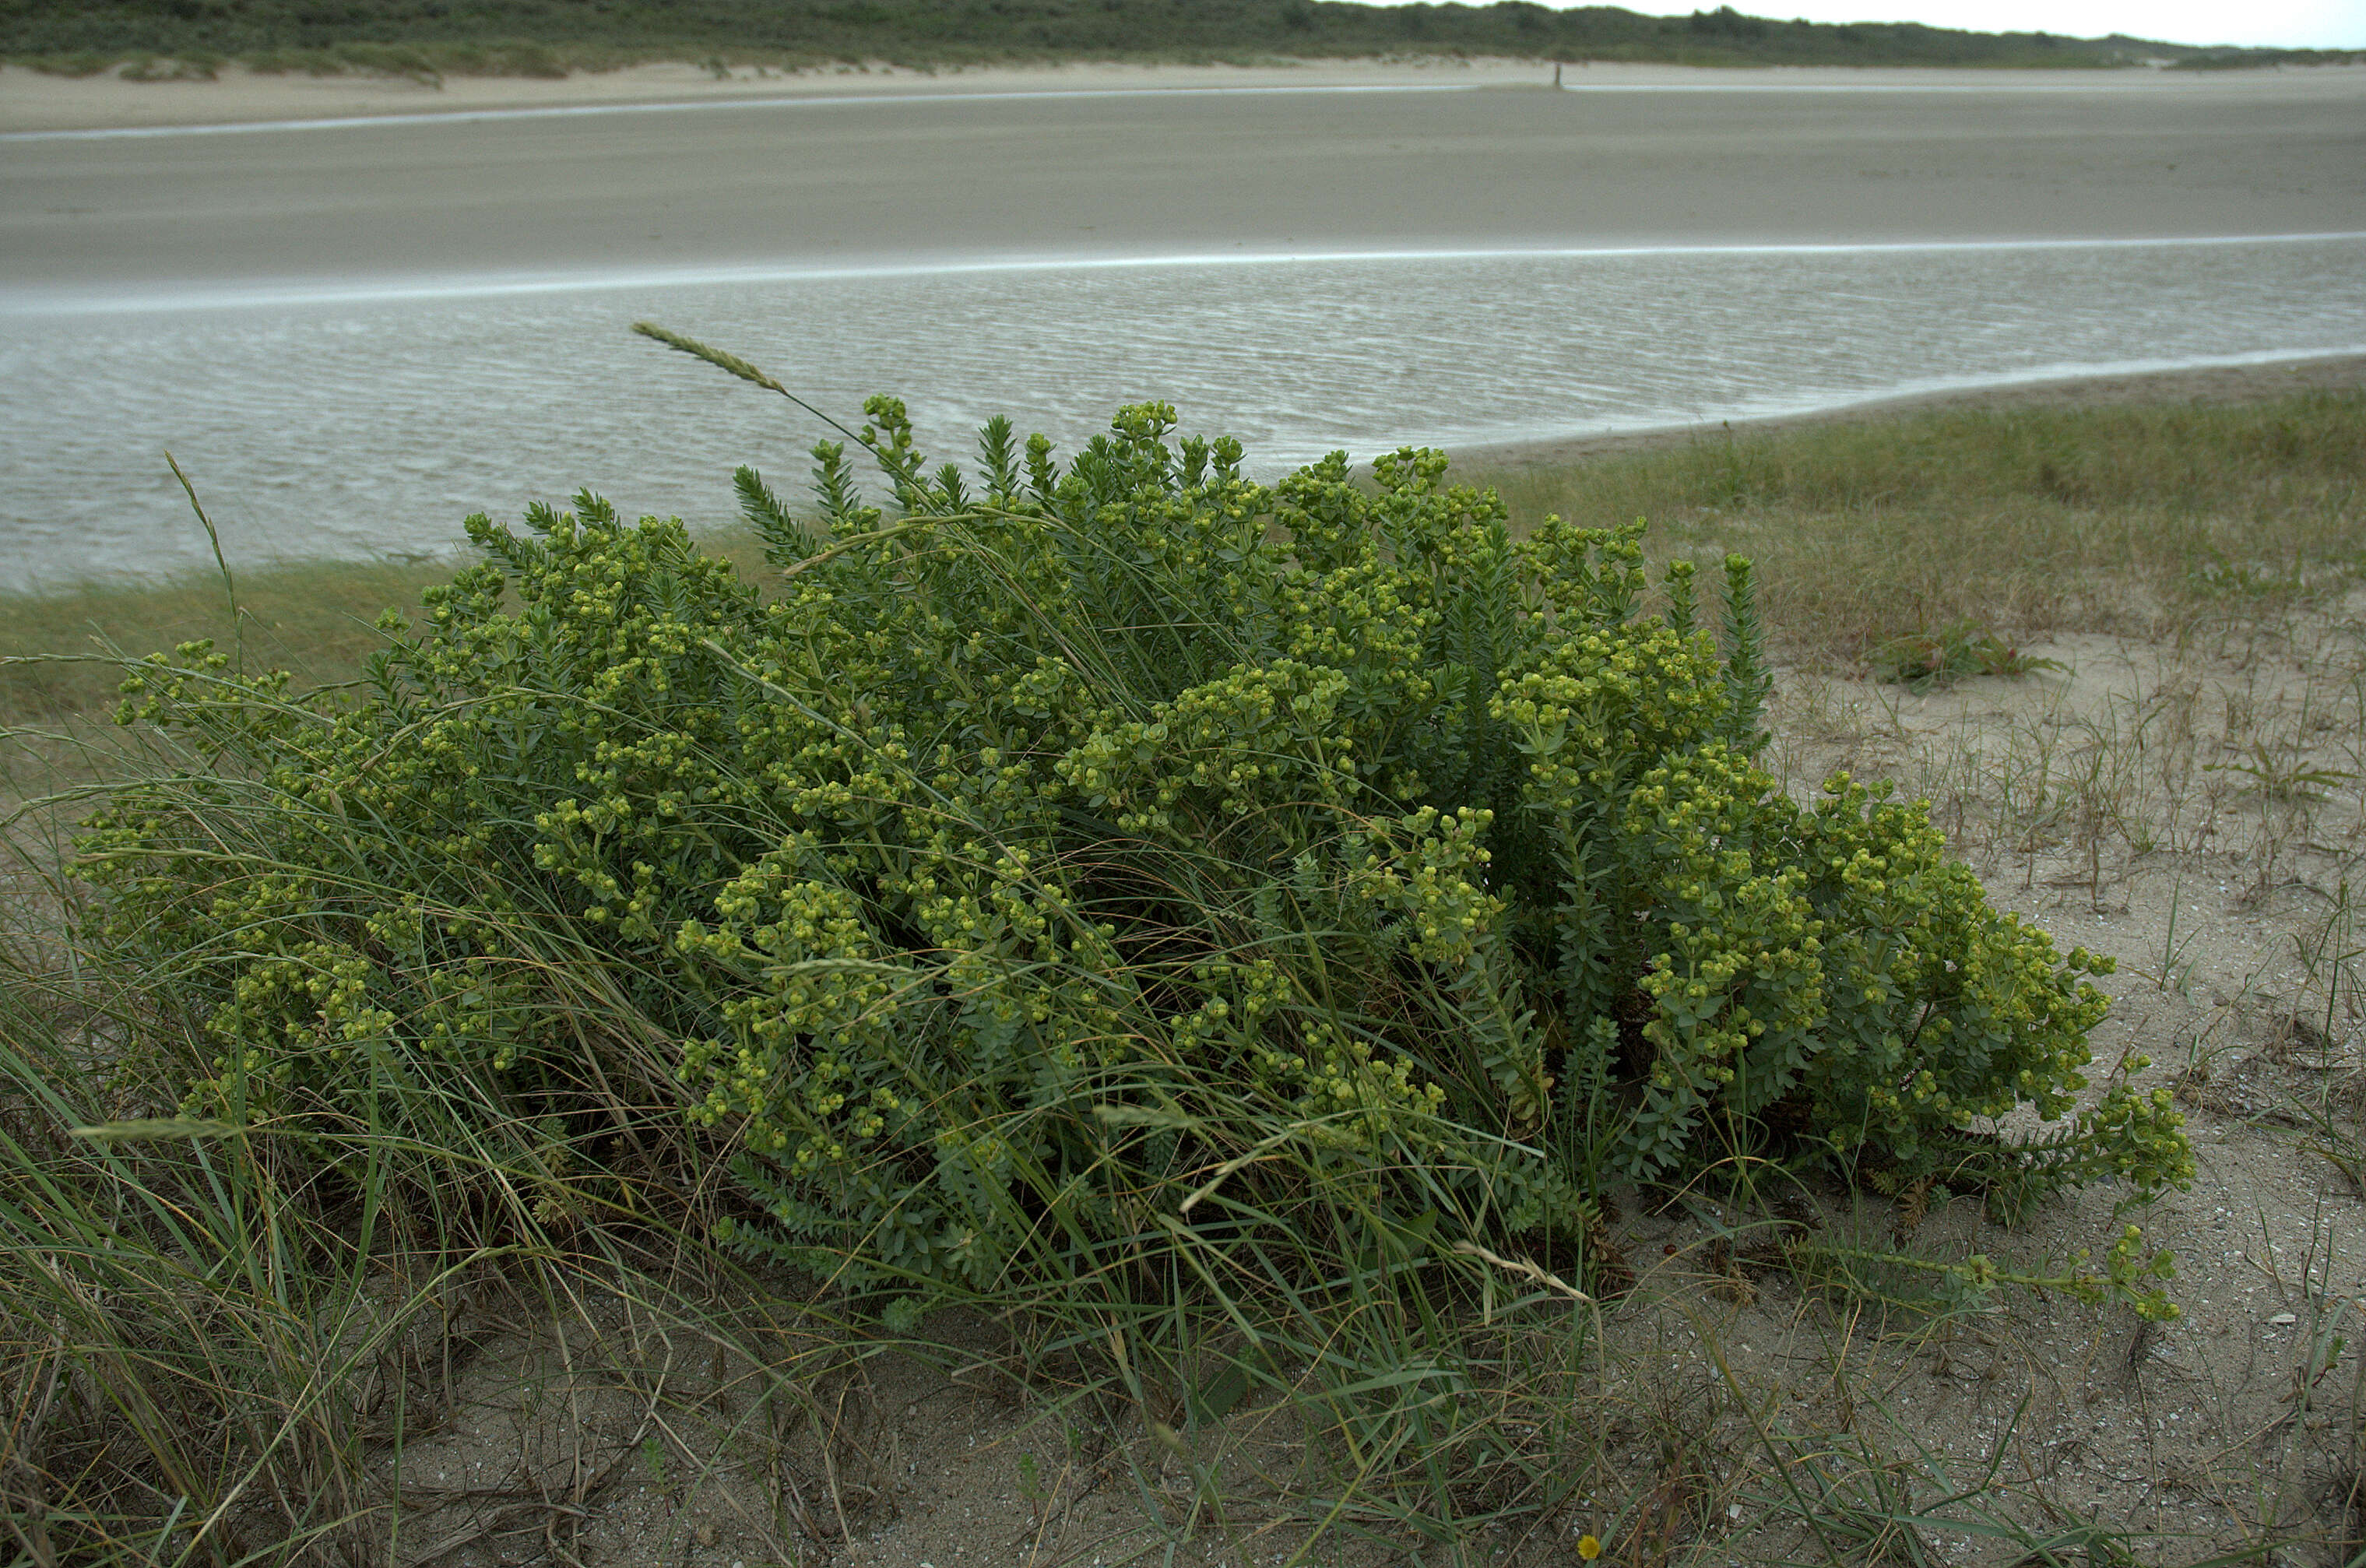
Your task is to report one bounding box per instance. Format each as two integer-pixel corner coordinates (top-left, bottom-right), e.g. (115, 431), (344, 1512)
(5, 60), (2362, 296)
(9, 54), (2355, 135)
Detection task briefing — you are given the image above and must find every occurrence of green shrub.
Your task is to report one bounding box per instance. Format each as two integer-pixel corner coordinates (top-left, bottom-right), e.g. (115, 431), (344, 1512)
(77, 388), (2192, 1308)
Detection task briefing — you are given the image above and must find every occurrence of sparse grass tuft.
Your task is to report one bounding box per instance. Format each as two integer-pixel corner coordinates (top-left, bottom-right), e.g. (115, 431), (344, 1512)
(0, 531), (779, 732)
(1472, 391), (2366, 666)
(1, 559), (451, 726)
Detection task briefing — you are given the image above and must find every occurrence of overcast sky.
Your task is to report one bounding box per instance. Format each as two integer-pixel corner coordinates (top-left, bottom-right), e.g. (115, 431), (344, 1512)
(1505, 1), (2366, 50)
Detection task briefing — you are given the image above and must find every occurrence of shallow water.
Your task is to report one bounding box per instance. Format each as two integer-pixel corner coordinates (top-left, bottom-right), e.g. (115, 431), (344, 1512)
(4, 234), (2363, 592)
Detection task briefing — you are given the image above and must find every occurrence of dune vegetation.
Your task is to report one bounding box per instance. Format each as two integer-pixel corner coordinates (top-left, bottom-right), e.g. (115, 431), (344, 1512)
(8, 0), (2356, 82)
(2, 379), (2360, 1564)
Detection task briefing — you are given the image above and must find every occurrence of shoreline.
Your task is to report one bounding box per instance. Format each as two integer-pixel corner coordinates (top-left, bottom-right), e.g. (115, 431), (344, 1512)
(9, 56), (2363, 135)
(5, 356), (2356, 603)
(1450, 352), (2366, 470)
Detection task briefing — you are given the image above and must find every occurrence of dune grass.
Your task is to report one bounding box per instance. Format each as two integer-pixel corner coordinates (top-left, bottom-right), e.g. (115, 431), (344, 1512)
(0, 530), (784, 733)
(0, 0), (2188, 77)
(1468, 389), (2366, 666)
(0, 920), (863, 1566)
(0, 559), (451, 729)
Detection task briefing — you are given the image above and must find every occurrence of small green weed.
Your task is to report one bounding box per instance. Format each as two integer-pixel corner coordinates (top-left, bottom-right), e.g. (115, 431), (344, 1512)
(1871, 620), (2064, 692)
(2185, 548), (2304, 599)
(2205, 738), (2357, 803)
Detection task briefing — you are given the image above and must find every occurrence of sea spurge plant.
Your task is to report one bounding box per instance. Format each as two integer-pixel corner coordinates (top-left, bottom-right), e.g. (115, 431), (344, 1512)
(1796, 1221), (2184, 1321)
(78, 392), (2190, 1306)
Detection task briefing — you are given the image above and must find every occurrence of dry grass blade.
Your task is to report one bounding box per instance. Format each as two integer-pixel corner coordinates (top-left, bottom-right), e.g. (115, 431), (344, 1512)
(1452, 1240), (1591, 1304)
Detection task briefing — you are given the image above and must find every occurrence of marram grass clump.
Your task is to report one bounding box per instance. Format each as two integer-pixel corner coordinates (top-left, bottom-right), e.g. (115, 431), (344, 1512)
(79, 392), (2192, 1316)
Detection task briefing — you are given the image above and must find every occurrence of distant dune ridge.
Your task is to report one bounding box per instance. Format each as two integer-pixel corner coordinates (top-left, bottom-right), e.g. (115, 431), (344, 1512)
(4, 0), (2359, 77)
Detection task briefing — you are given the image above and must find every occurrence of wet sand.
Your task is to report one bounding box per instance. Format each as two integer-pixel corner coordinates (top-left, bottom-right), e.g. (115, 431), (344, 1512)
(4, 61), (2361, 297)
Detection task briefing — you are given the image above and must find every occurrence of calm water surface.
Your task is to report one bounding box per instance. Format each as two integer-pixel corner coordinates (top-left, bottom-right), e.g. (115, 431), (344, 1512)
(3, 235), (2362, 592)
